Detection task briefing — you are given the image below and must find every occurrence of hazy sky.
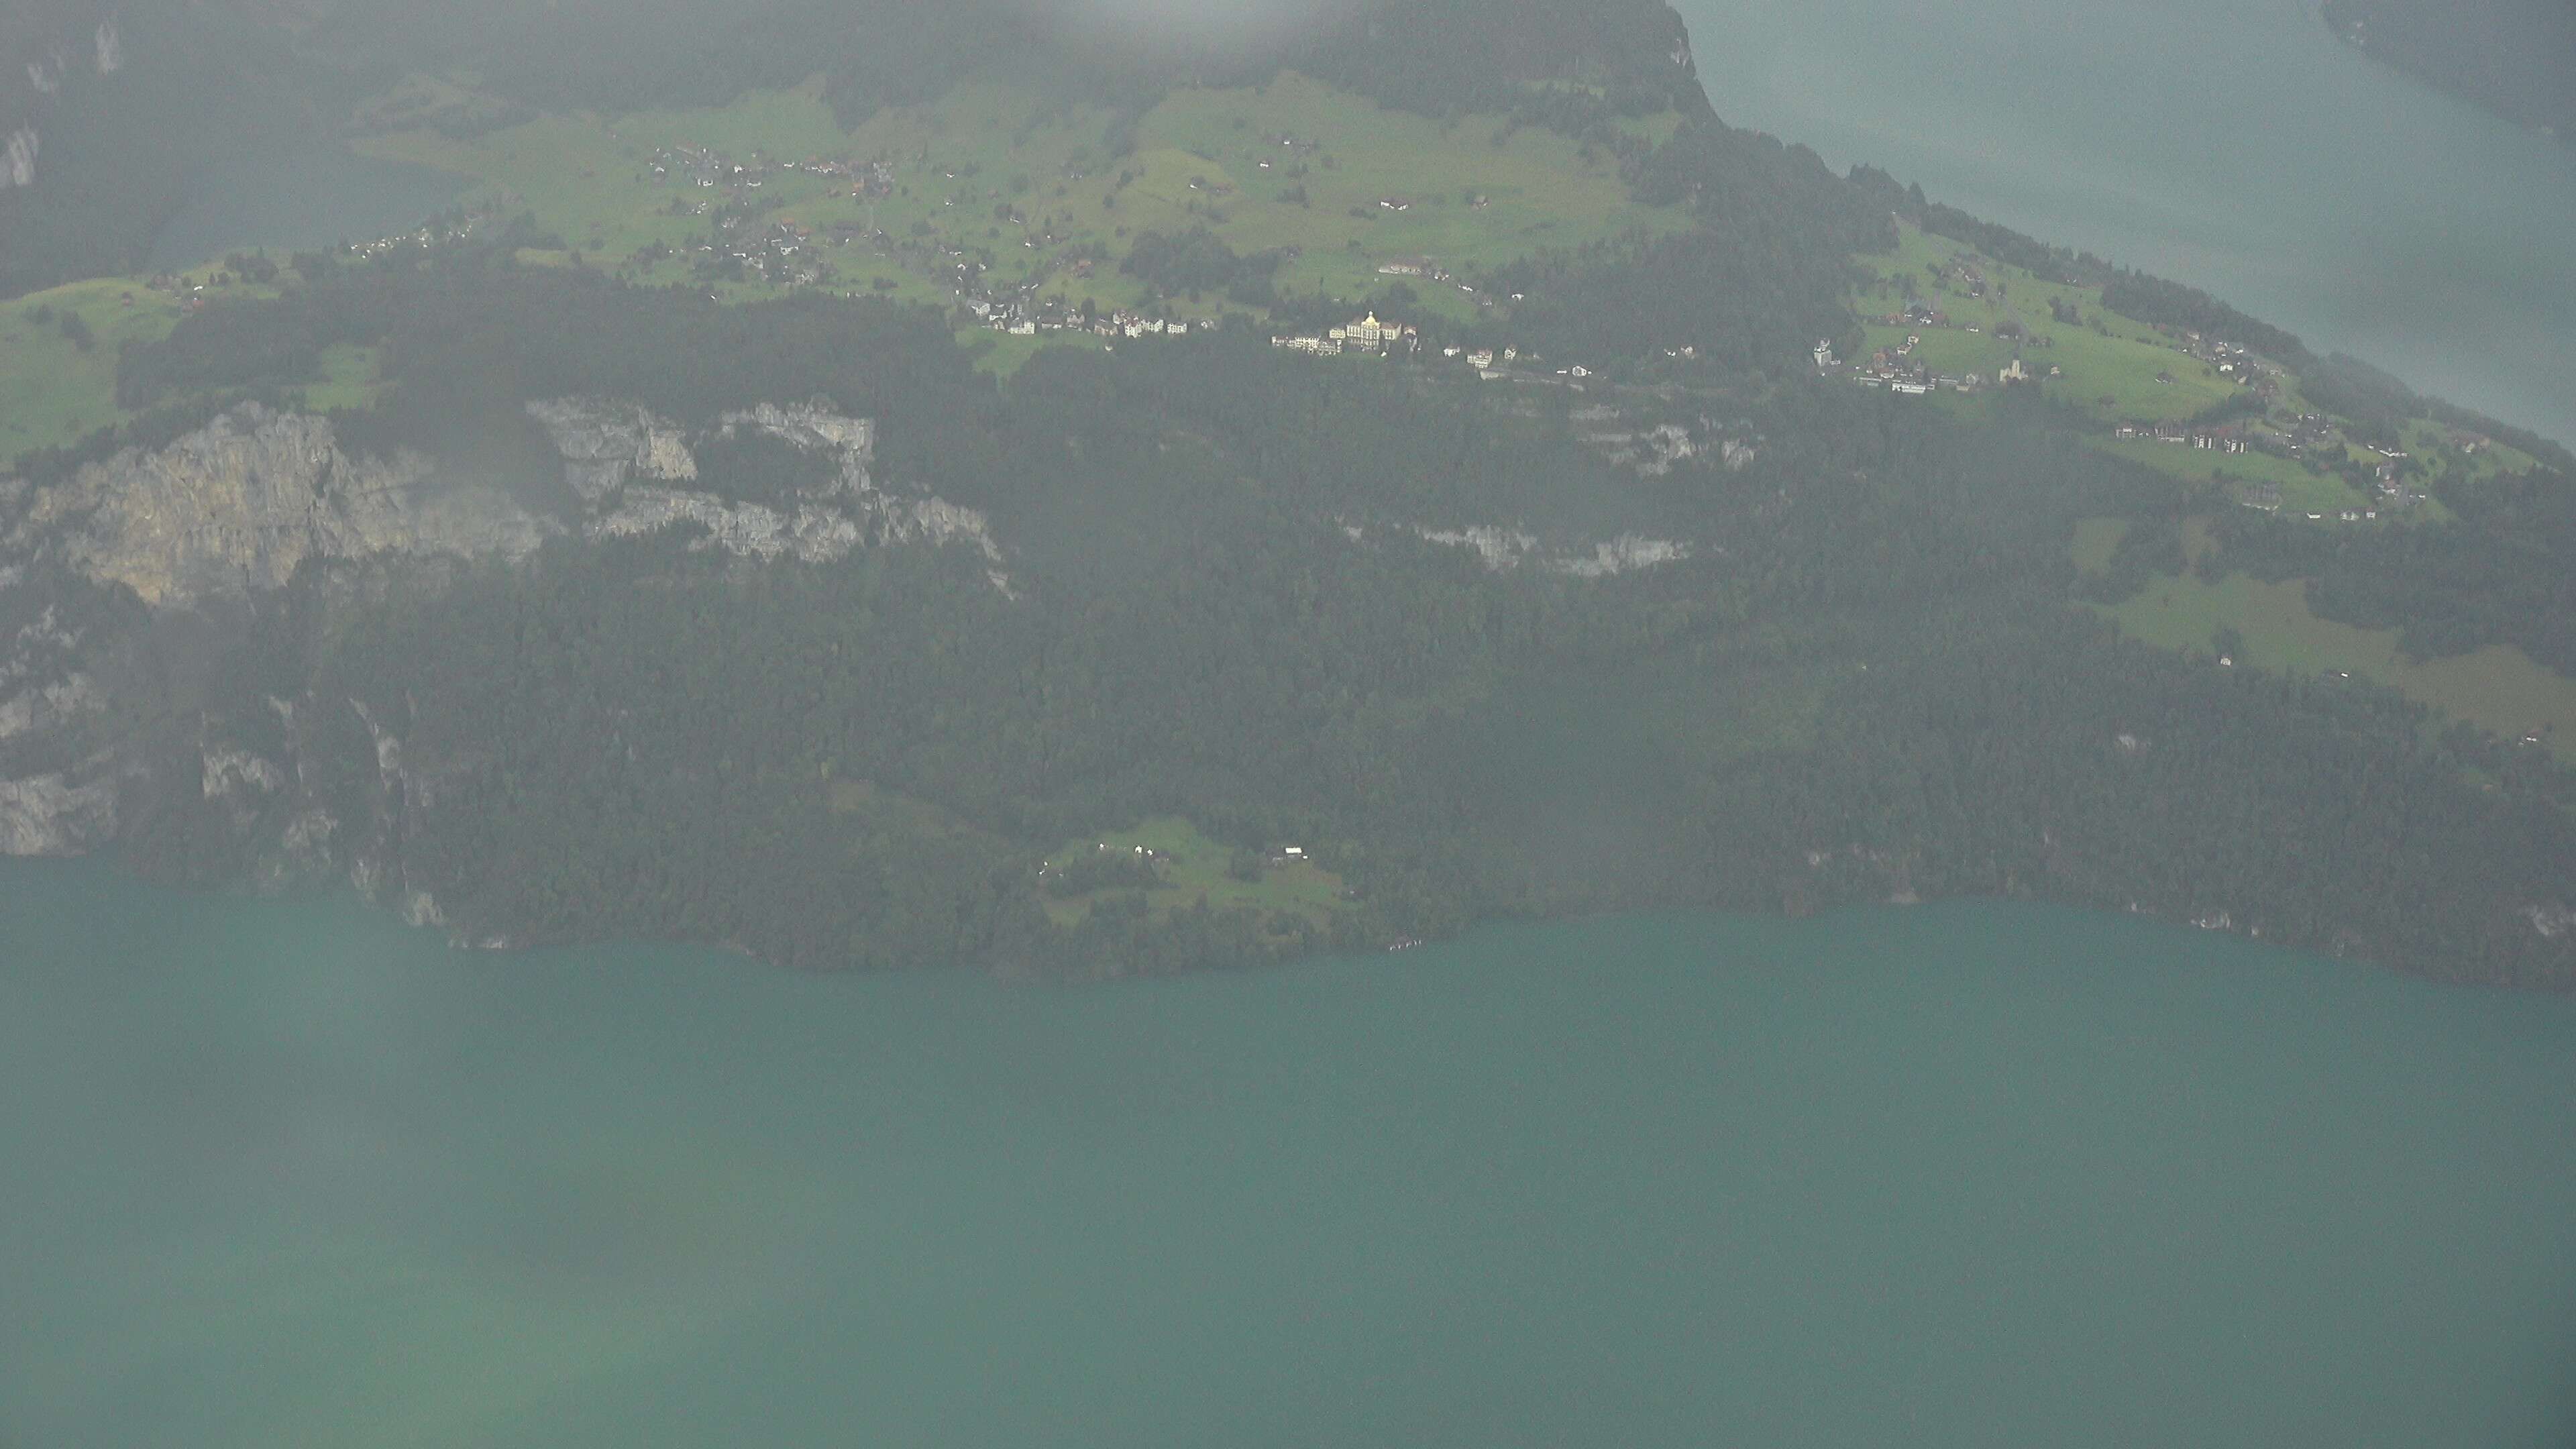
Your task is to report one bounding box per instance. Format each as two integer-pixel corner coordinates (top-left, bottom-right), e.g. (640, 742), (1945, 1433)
(1035, 0), (1364, 51)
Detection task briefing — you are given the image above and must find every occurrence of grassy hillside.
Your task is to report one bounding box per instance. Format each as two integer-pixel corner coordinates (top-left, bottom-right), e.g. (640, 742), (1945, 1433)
(0, 260), (376, 466)
(0, 263), (297, 458)
(1852, 223), (2239, 425)
(0, 281), (178, 455)
(2077, 519), (2576, 762)
(2094, 439), (2365, 518)
(1848, 220), (2553, 526)
(348, 66), (1686, 358)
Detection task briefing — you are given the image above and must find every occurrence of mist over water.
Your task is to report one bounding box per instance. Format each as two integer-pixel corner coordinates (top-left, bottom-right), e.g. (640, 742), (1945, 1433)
(6, 861), (2574, 1446)
(1672, 0), (2576, 448)
(145, 148), (463, 272)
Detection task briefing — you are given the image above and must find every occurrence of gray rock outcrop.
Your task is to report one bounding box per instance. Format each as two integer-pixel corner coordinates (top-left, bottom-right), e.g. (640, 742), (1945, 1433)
(12, 405), (554, 608)
(1414, 524), (1690, 576)
(0, 394), (1010, 877)
(525, 398), (699, 502)
(0, 768), (117, 855)
(528, 396), (1002, 571)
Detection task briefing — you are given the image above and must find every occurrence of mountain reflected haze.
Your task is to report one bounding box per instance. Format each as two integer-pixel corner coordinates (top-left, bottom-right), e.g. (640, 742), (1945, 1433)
(1, 0), (2571, 1442)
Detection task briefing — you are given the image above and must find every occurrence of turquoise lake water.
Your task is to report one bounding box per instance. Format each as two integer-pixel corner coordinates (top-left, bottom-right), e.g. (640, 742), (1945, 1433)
(1673, 0), (2576, 449)
(5, 859), (2573, 1446)
(144, 148), (463, 274)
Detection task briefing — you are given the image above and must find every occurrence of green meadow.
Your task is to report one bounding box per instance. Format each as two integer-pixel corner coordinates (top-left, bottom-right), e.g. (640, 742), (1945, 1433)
(299, 344), (388, 413)
(350, 68), (1688, 365)
(1845, 221), (2558, 529)
(0, 280), (183, 456)
(1040, 816), (1351, 932)
(2089, 435), (2365, 515)
(1, 267), (292, 464)
(2096, 570), (2576, 762)
(1851, 222), (2247, 425)
(1126, 71), (1682, 317)
(0, 259), (381, 461)
(2398, 416), (2537, 496)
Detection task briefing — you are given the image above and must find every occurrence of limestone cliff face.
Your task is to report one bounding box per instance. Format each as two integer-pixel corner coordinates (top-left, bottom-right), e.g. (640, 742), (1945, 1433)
(0, 404), (563, 863)
(0, 769), (117, 855)
(718, 402), (874, 474)
(0, 395), (1014, 889)
(527, 397), (1004, 574)
(0, 590), (115, 857)
(523, 398), (699, 502)
(13, 405), (556, 608)
(1411, 523), (1692, 576)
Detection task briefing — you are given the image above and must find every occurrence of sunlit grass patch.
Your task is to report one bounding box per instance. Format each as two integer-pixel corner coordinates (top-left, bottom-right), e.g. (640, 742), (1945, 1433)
(298, 344), (386, 413)
(347, 66), (1688, 330)
(0, 279), (185, 458)
(1851, 221), (2247, 424)
(2098, 571), (2576, 761)
(2088, 436), (2365, 515)
(1039, 816), (1349, 931)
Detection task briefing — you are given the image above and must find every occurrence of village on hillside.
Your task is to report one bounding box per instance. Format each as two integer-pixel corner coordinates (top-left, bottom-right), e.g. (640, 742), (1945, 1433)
(51, 78), (2524, 542)
(1824, 239), (2508, 525)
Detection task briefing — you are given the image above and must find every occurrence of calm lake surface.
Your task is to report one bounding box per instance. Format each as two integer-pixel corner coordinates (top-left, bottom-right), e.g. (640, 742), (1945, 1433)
(5, 859), (2573, 1446)
(1673, 0), (2576, 449)
(145, 148), (463, 274)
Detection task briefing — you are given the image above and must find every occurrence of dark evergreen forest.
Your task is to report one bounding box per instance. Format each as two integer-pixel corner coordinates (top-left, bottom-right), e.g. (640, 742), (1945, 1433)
(65, 241), (2576, 987)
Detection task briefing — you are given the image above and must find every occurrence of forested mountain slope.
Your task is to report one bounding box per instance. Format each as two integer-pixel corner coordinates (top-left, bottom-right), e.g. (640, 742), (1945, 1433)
(0, 0), (2569, 987)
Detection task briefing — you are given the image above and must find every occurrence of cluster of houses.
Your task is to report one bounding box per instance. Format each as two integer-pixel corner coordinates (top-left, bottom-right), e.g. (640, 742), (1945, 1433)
(2253, 494), (2387, 523)
(2371, 460), (2429, 513)
(697, 217), (831, 287)
(1927, 257), (2002, 302)
(649, 145), (891, 200)
(1819, 338), (2037, 396)
(1267, 314), (1617, 383)
(1375, 256), (1452, 282)
(2267, 413), (2347, 455)
(1835, 290), (2455, 529)
(333, 205), (494, 268)
(1877, 299), (1948, 329)
(1825, 298), (2072, 395)
(968, 296), (1211, 340)
(1843, 288), (2461, 529)
(2112, 422), (2253, 452)
(1439, 343), (1520, 378)
(2161, 327), (2280, 396)
(649, 144), (733, 190)
(1272, 311), (1421, 357)
(2116, 417), (2437, 521)
(1268, 316), (1591, 380)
